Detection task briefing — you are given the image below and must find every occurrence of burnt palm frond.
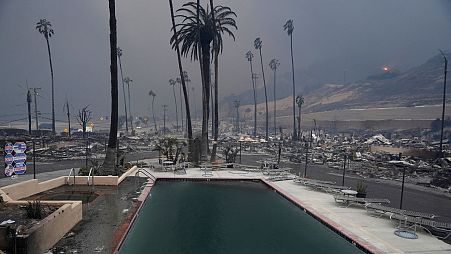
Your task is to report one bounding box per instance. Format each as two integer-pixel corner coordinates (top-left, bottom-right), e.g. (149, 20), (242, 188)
(36, 19), (54, 39)
(284, 19), (294, 35)
(170, 2), (237, 61)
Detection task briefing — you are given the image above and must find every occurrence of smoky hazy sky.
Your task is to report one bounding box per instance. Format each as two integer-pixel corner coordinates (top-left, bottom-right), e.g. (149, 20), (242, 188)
(1, 0), (451, 123)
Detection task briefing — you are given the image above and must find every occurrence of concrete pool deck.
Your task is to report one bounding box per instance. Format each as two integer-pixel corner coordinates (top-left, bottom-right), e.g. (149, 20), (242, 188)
(134, 162), (451, 254)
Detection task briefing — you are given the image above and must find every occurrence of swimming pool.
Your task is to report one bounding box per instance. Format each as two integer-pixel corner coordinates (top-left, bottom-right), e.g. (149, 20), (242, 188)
(119, 180), (365, 253)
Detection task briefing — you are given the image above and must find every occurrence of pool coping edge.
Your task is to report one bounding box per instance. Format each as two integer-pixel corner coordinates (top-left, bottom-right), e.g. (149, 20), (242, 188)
(261, 179), (384, 254)
(113, 177), (383, 254)
(111, 178), (154, 253)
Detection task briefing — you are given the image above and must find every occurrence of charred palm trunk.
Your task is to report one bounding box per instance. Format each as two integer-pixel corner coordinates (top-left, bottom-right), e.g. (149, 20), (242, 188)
(211, 51), (219, 162)
(169, 0), (193, 160)
(209, 0), (219, 162)
(210, 79), (214, 139)
(298, 104), (302, 139)
(249, 60), (257, 137)
(258, 48), (269, 141)
(290, 34), (297, 140)
(179, 83), (184, 133)
(45, 37), (56, 135)
(103, 0), (119, 175)
(273, 68), (277, 136)
(201, 42), (211, 160)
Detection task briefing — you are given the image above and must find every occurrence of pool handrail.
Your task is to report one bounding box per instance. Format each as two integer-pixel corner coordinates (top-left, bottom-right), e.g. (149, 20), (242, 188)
(66, 168), (75, 185)
(88, 167), (94, 186)
(135, 169), (156, 183)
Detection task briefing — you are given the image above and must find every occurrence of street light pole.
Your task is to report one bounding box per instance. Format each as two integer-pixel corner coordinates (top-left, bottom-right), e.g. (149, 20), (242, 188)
(304, 141), (308, 178)
(124, 77), (134, 135)
(399, 153), (405, 209)
(342, 154), (347, 186)
(162, 105), (167, 135)
(27, 90), (32, 136)
(439, 50), (448, 158)
(33, 139), (36, 179)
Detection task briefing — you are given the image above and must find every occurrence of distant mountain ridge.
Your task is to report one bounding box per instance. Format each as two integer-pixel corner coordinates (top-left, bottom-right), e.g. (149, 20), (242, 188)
(304, 52), (451, 113)
(221, 52), (451, 117)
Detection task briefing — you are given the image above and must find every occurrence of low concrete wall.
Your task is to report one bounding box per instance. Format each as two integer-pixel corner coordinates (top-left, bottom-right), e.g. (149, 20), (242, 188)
(39, 177), (66, 193)
(11, 200), (82, 253)
(118, 166), (138, 184)
(0, 166), (138, 201)
(0, 166), (138, 253)
(0, 189), (12, 202)
(1, 177), (67, 201)
(1, 179), (41, 200)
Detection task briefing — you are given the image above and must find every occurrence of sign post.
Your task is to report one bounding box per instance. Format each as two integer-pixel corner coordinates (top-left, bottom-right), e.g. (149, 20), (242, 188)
(4, 141), (27, 177)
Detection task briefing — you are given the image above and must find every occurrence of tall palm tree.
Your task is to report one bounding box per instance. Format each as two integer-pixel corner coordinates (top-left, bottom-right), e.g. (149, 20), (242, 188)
(284, 19), (297, 140)
(168, 0), (193, 160)
(210, 73), (215, 140)
(209, 0), (218, 162)
(117, 47), (129, 134)
(183, 71), (191, 135)
(245, 51), (257, 137)
(254, 38), (269, 141)
(176, 77), (184, 132)
(123, 77), (134, 134)
(36, 19), (56, 134)
(192, 86), (197, 120)
(169, 78), (179, 131)
(149, 90), (157, 132)
(171, 2), (237, 160)
(103, 0), (119, 175)
(269, 58), (280, 136)
(296, 95), (304, 139)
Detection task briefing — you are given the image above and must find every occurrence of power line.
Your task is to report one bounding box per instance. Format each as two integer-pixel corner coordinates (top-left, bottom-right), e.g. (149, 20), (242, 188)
(0, 117), (28, 126)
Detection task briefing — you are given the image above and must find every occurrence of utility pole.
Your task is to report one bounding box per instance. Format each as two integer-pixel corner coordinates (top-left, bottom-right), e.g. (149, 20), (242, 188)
(439, 50), (448, 158)
(162, 105), (168, 136)
(124, 77), (134, 135)
(63, 99), (71, 138)
(27, 90), (32, 136)
(30, 88), (41, 134)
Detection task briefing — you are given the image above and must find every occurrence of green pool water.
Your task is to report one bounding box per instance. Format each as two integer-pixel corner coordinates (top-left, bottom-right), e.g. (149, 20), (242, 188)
(119, 181), (365, 254)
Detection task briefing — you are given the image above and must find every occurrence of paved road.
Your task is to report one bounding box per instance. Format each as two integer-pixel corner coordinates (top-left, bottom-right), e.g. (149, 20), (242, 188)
(241, 154), (451, 223)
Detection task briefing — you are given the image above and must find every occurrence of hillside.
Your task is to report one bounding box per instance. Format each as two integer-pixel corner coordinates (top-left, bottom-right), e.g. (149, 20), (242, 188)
(222, 52), (451, 118)
(304, 53), (451, 113)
